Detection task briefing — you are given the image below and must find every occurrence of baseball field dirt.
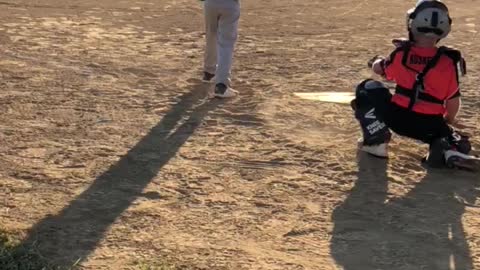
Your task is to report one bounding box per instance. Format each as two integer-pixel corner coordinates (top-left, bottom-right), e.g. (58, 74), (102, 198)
(0, 0), (479, 269)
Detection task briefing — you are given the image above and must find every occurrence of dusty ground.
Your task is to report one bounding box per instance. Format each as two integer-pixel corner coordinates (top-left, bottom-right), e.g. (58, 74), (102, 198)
(0, 0), (479, 269)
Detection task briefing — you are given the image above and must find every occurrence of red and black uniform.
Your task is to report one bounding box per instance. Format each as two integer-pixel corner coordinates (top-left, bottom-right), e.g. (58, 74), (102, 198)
(380, 44), (463, 144)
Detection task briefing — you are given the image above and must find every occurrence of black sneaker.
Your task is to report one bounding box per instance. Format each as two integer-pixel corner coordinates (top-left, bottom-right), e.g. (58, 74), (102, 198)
(445, 150), (480, 171)
(214, 83), (238, 98)
(202, 72), (215, 82)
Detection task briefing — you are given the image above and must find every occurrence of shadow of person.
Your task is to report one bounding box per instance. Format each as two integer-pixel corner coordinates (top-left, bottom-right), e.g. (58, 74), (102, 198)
(330, 151), (390, 269)
(331, 151), (478, 270)
(12, 82), (221, 267)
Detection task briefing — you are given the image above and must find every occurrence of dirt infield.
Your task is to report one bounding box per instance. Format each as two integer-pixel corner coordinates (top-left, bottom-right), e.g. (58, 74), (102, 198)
(0, 0), (479, 269)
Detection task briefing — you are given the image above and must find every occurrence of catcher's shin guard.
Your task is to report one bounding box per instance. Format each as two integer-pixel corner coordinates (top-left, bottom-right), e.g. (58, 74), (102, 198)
(352, 79), (392, 147)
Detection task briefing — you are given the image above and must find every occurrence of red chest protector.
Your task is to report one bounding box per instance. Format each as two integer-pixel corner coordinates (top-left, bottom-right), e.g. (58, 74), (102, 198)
(392, 43), (466, 110)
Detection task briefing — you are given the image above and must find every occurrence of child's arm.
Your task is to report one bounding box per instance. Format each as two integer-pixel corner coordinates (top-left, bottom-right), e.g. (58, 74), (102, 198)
(444, 56), (463, 125)
(445, 97), (460, 124)
(369, 47), (403, 80)
(369, 39), (409, 77)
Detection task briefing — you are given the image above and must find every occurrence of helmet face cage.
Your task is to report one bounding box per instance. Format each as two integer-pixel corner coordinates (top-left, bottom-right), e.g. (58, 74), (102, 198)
(407, 1), (452, 40)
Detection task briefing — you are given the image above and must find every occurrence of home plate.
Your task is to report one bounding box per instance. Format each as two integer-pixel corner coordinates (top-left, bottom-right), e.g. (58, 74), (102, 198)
(294, 92), (354, 104)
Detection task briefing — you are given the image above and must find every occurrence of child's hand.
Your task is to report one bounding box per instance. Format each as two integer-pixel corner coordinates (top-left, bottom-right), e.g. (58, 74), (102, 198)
(367, 55), (383, 68)
(371, 58), (385, 76)
(445, 97), (461, 127)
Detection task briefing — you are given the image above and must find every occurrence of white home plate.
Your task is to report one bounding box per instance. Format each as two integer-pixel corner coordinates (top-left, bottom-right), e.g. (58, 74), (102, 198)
(294, 92), (354, 104)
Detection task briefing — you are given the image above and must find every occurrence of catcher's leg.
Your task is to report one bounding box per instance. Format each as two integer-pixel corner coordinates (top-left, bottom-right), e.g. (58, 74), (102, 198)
(352, 79), (392, 158)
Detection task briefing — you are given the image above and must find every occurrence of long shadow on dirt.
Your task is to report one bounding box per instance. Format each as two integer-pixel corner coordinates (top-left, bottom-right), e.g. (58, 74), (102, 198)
(13, 82), (220, 267)
(331, 152), (478, 270)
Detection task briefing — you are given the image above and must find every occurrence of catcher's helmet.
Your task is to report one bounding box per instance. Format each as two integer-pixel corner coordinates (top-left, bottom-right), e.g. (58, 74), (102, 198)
(406, 0), (452, 41)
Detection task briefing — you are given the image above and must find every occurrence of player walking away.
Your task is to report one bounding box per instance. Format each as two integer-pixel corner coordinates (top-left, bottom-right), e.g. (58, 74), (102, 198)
(351, 0), (479, 170)
(201, 0), (240, 98)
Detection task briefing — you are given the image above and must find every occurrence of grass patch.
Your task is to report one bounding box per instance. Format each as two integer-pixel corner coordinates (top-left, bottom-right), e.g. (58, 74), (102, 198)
(0, 229), (69, 270)
(1, 229), (176, 270)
